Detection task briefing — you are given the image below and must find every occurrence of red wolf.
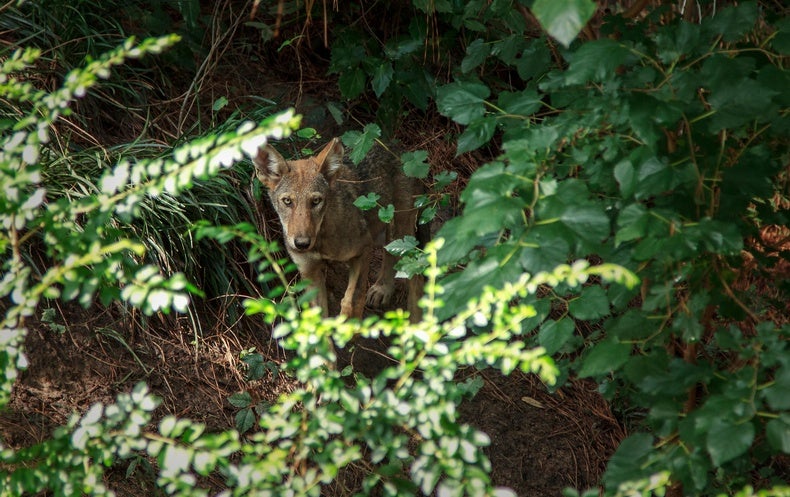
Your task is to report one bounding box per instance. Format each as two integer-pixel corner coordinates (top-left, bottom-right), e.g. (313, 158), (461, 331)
(254, 138), (427, 321)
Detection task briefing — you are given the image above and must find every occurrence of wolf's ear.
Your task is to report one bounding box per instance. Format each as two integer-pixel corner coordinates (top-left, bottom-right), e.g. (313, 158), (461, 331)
(315, 138), (344, 179)
(253, 145), (288, 188)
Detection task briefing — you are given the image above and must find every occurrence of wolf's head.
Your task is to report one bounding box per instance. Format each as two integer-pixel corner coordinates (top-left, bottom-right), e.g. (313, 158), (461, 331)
(254, 138), (344, 253)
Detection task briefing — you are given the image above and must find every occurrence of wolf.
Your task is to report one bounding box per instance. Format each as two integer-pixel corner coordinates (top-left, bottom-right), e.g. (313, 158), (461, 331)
(254, 137), (427, 321)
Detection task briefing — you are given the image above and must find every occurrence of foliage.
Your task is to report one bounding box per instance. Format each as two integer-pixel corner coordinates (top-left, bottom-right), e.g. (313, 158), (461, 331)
(327, 0), (790, 495)
(0, 35), (299, 494)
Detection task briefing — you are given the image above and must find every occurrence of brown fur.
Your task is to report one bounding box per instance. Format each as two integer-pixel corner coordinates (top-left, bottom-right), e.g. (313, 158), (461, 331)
(254, 138), (425, 320)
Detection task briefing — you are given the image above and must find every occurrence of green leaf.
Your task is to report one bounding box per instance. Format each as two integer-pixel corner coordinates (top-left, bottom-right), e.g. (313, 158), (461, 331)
(498, 89), (542, 117)
(538, 318), (575, 355)
(338, 68), (366, 99)
(371, 61), (394, 97)
(702, 1), (759, 41)
(436, 80), (490, 125)
(402, 150), (430, 178)
(602, 433), (654, 491)
(228, 391), (252, 408)
(578, 337), (630, 378)
(462, 38), (490, 73)
(212, 96), (228, 111)
(615, 203), (649, 245)
(354, 192), (380, 211)
(763, 366), (790, 410)
(235, 407), (257, 434)
(518, 226), (571, 273)
(342, 123), (381, 164)
(766, 416), (790, 454)
(707, 419), (754, 466)
(532, 0), (596, 47)
(457, 116), (497, 154)
(564, 39), (632, 85)
(568, 286), (610, 321)
(378, 204), (395, 223)
(385, 236), (419, 256)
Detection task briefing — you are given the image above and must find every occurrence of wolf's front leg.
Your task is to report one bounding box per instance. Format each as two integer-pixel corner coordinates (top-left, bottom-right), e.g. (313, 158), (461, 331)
(341, 248), (371, 319)
(291, 252), (329, 317)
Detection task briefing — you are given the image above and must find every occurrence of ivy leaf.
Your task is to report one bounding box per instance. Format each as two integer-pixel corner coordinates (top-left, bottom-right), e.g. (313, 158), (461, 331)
(436, 80), (490, 125)
(707, 419), (754, 466)
(378, 204), (395, 223)
(401, 150), (430, 178)
(354, 192), (380, 211)
(532, 0), (596, 48)
(578, 337), (630, 378)
(342, 124), (381, 164)
(385, 236), (419, 256)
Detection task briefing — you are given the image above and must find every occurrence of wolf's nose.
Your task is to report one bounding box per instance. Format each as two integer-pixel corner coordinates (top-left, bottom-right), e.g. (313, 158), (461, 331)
(293, 237), (311, 251)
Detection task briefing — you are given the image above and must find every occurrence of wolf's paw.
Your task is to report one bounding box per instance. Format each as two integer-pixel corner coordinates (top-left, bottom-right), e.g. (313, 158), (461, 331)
(366, 283), (394, 308)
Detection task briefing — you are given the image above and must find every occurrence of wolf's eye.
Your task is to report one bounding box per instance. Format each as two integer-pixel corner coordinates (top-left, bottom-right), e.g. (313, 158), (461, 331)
(282, 197), (292, 206)
(311, 197), (322, 207)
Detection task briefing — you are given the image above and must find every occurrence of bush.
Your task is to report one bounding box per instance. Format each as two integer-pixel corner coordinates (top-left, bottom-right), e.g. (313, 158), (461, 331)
(328, 1), (790, 495)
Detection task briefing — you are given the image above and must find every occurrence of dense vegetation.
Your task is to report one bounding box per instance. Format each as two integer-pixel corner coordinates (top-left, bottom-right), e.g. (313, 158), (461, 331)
(1, 1), (788, 496)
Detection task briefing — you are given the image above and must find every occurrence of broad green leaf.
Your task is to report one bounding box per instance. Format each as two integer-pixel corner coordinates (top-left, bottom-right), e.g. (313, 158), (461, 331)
(342, 123), (381, 164)
(515, 39), (552, 81)
(763, 366), (790, 410)
(401, 150), (430, 178)
(457, 116), (497, 154)
(564, 39), (632, 85)
(707, 419), (754, 466)
(371, 61), (394, 97)
(228, 391), (252, 408)
(338, 68), (366, 99)
(498, 89), (542, 117)
(354, 192), (380, 210)
(766, 416), (790, 454)
(772, 18), (790, 55)
(436, 80), (490, 125)
(702, 1), (759, 41)
(378, 204), (395, 223)
(602, 433), (655, 491)
(615, 203), (649, 245)
(568, 285), (610, 320)
(518, 226), (571, 272)
(538, 318), (575, 355)
(578, 337), (630, 377)
(235, 408), (256, 434)
(558, 202), (610, 247)
(385, 236), (419, 256)
(462, 38), (490, 73)
(532, 0), (596, 48)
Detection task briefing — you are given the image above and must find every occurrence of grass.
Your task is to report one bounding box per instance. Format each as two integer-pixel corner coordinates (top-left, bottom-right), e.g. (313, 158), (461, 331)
(1, 0), (295, 337)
